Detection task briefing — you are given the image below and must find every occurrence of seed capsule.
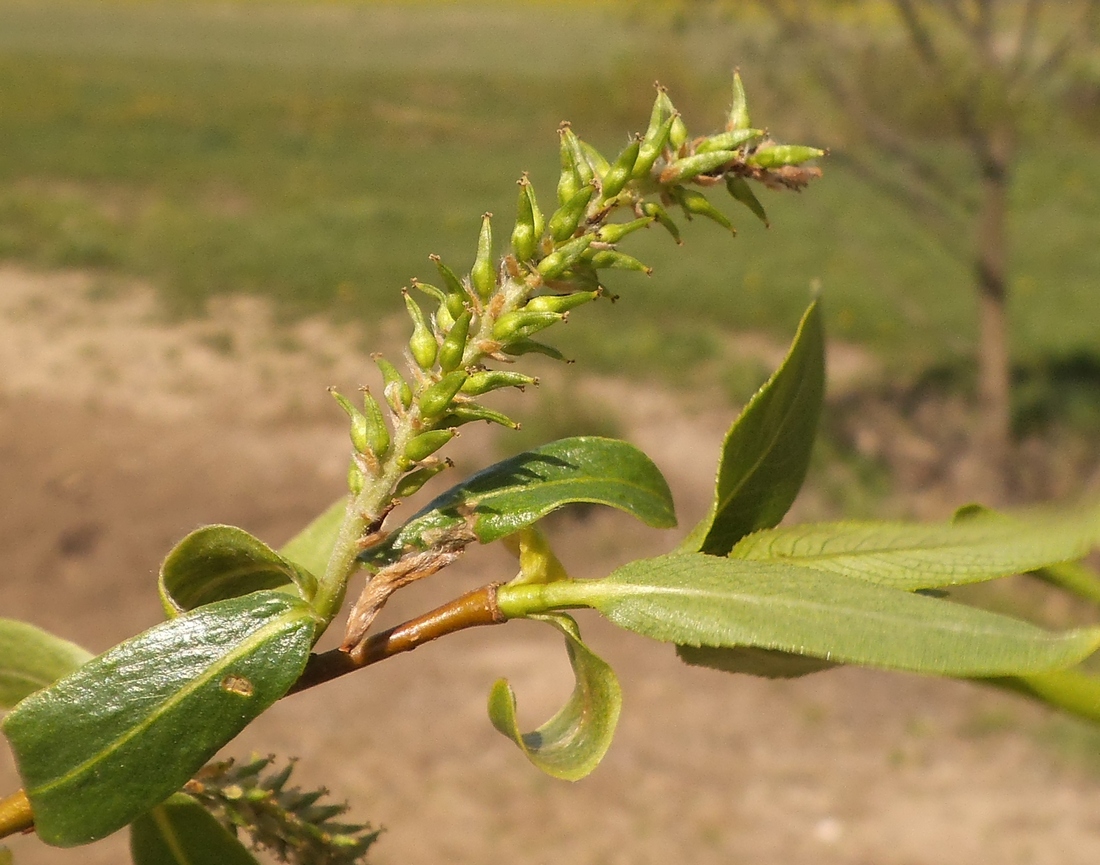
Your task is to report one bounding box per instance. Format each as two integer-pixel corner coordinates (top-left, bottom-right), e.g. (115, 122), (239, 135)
(747, 144), (826, 169)
(525, 289), (599, 314)
(331, 389), (370, 455)
(461, 370), (538, 395)
(374, 354), (413, 410)
(725, 175), (769, 226)
(580, 141), (610, 176)
(361, 388), (391, 457)
(633, 112), (677, 179)
(418, 370), (469, 419)
(439, 403), (519, 429)
(511, 175), (544, 263)
(404, 428), (456, 463)
(347, 457), (366, 495)
(640, 202), (682, 244)
(393, 460), (451, 498)
(438, 309), (473, 373)
(404, 291), (438, 370)
(492, 309), (563, 342)
(586, 249), (652, 273)
(537, 234), (594, 280)
(659, 149), (739, 185)
(695, 127), (762, 154)
(502, 339), (570, 362)
(561, 125), (594, 188)
(596, 216), (654, 245)
(600, 136), (641, 200)
(728, 71), (751, 132)
(673, 188), (734, 233)
(429, 254), (471, 318)
(471, 213), (496, 301)
(548, 183), (595, 243)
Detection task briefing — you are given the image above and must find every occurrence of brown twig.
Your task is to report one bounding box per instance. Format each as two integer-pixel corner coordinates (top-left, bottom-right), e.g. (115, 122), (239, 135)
(286, 583), (505, 696)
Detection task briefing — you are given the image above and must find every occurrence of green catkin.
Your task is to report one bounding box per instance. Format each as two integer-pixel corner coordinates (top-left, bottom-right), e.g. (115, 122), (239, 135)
(548, 183), (595, 243)
(374, 355), (413, 410)
(492, 309), (564, 342)
(633, 112), (678, 179)
(525, 290), (599, 314)
(502, 339), (570, 362)
(460, 370), (538, 395)
(360, 389), (390, 457)
(438, 309), (473, 373)
(659, 149), (740, 185)
(746, 144), (826, 169)
(404, 428), (456, 462)
(596, 216), (654, 244)
(418, 370), (469, 419)
(471, 213), (496, 301)
(600, 136), (641, 200)
(429, 254), (471, 319)
(537, 234), (593, 280)
(331, 390), (369, 455)
(728, 71), (751, 132)
(585, 249), (652, 273)
(439, 403), (519, 429)
(695, 128), (762, 154)
(511, 175), (544, 263)
(404, 292), (439, 370)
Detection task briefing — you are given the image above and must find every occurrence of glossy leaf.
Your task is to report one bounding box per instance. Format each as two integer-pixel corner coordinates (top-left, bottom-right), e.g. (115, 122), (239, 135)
(730, 505), (1100, 589)
(488, 614), (621, 780)
(0, 620), (92, 710)
(587, 554), (1100, 676)
(361, 437), (675, 565)
(130, 793), (259, 865)
(680, 300), (824, 556)
(279, 497), (347, 581)
(1, 592), (315, 846)
(160, 525), (318, 617)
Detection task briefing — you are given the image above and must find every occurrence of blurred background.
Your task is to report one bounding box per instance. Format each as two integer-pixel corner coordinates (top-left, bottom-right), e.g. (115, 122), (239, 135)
(2, 2), (1100, 863)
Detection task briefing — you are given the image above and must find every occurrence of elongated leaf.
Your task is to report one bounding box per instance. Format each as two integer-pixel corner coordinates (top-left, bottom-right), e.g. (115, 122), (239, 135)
(362, 436), (675, 565)
(730, 505), (1100, 590)
(130, 793), (259, 865)
(586, 554), (1100, 676)
(1, 592), (315, 846)
(279, 497), (347, 580)
(677, 645), (836, 678)
(680, 300), (824, 556)
(0, 620), (92, 710)
(160, 525), (318, 617)
(488, 614), (621, 780)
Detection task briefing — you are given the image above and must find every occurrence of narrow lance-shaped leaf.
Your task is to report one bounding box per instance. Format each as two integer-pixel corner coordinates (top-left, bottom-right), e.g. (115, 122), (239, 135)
(680, 300), (824, 556)
(130, 793), (260, 865)
(730, 504), (1100, 590)
(362, 436), (675, 566)
(160, 525), (318, 617)
(488, 613), (621, 781)
(1, 592), (316, 846)
(0, 620), (92, 710)
(521, 554), (1100, 677)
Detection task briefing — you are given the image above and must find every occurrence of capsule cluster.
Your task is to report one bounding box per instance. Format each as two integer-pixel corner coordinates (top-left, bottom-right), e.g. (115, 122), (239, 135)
(338, 74), (824, 499)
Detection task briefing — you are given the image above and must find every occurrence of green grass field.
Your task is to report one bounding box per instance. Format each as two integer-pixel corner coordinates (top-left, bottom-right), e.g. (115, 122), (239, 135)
(1, 0), (1098, 383)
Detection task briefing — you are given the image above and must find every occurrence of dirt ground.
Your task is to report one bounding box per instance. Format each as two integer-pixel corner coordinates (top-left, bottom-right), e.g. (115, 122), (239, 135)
(3, 266), (1100, 864)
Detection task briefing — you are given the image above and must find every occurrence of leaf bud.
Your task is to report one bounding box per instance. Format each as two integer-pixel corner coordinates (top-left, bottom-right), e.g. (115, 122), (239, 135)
(461, 370), (538, 395)
(673, 188), (734, 233)
(404, 428), (456, 463)
(728, 71), (751, 132)
(585, 249), (652, 273)
(331, 389), (370, 455)
(511, 175), (544, 263)
(471, 213), (496, 301)
(548, 183), (595, 243)
(418, 370), (469, 420)
(360, 388), (391, 457)
(746, 144), (826, 169)
(438, 403), (520, 430)
(600, 136), (641, 201)
(404, 291), (438, 370)
(696, 127), (763, 154)
(659, 150), (739, 185)
(640, 201), (682, 244)
(725, 175), (769, 226)
(633, 112), (677, 179)
(525, 289), (599, 314)
(595, 216), (654, 244)
(393, 460), (451, 498)
(373, 354), (412, 410)
(537, 234), (594, 280)
(438, 309), (473, 373)
(492, 309), (564, 342)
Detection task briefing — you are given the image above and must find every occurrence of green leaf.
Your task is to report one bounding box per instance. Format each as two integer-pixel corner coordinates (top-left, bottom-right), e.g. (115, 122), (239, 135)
(160, 526), (318, 617)
(130, 793), (259, 865)
(584, 553), (1100, 676)
(0, 620), (92, 710)
(676, 645), (836, 679)
(1, 592), (315, 846)
(680, 300), (824, 556)
(279, 497), (347, 580)
(730, 505), (1100, 590)
(362, 436), (675, 565)
(488, 614), (621, 781)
